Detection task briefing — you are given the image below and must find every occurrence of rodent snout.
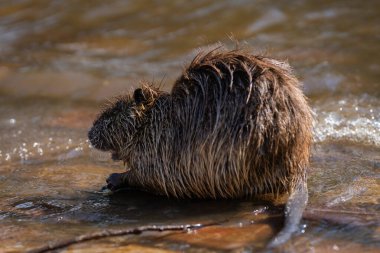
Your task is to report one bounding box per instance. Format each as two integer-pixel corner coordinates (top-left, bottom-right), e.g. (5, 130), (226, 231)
(87, 127), (97, 146)
(88, 126), (110, 151)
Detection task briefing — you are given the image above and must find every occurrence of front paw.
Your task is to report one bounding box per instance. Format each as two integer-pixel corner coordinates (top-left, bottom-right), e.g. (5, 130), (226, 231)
(105, 173), (125, 192)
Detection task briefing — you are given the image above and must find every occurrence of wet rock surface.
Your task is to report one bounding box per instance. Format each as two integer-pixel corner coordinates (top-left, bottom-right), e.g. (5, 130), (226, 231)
(0, 0), (379, 252)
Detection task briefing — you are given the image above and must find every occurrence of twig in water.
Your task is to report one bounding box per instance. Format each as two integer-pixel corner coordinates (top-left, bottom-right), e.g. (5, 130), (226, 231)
(28, 223), (216, 253)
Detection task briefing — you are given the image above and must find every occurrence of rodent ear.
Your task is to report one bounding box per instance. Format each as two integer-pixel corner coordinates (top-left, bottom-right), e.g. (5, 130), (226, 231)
(133, 88), (146, 105)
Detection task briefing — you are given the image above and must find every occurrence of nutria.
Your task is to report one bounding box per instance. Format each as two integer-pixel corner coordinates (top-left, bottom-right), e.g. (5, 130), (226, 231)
(88, 48), (313, 246)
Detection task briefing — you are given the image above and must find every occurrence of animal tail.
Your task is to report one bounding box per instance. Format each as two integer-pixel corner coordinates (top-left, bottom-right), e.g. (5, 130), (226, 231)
(267, 177), (308, 248)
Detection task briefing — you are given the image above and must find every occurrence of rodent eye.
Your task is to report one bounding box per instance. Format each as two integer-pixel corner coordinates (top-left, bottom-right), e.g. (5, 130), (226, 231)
(104, 118), (111, 125)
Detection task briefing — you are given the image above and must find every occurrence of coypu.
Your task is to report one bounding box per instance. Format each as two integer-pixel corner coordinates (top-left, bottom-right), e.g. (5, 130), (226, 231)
(88, 48), (313, 246)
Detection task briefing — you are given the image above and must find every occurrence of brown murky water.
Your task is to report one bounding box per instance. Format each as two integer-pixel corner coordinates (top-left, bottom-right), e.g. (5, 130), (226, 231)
(0, 0), (379, 252)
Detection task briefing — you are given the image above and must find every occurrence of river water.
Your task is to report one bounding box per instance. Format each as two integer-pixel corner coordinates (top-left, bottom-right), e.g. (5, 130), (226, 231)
(0, 1), (379, 252)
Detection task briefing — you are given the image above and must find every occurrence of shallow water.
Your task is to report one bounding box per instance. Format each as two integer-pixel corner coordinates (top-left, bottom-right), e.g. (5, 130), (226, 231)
(0, 0), (379, 252)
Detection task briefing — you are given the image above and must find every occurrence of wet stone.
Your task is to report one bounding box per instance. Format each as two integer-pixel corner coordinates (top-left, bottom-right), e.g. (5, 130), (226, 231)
(0, 0), (379, 252)
(164, 224), (275, 250)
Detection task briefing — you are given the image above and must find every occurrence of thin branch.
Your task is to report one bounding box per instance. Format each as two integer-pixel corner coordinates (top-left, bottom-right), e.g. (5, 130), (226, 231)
(28, 223), (216, 253)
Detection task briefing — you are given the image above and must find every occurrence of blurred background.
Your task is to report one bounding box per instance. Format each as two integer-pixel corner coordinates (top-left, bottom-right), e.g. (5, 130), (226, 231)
(0, 1), (379, 252)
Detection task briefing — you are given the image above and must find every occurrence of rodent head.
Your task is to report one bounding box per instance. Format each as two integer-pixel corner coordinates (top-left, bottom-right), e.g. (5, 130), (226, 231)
(88, 87), (157, 160)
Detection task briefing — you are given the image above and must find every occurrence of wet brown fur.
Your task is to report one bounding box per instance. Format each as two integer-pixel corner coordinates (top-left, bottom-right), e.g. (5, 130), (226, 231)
(88, 48), (313, 200)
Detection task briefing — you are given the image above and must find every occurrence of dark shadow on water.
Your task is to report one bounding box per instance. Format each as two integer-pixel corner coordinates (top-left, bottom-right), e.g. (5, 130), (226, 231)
(84, 188), (283, 226)
(7, 188), (284, 229)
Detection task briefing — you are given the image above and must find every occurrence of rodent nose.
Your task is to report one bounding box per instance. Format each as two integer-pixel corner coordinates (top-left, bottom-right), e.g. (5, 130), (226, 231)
(88, 127), (98, 147)
(88, 128), (94, 142)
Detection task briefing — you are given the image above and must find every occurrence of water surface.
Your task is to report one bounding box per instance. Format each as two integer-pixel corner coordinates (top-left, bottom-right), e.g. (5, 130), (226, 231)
(0, 0), (379, 252)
